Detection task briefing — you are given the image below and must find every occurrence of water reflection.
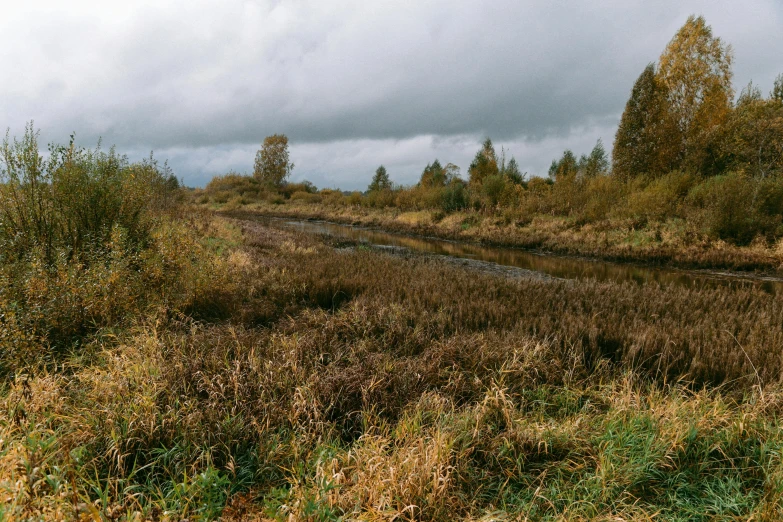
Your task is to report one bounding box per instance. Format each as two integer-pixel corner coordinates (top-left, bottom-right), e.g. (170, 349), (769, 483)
(270, 218), (782, 293)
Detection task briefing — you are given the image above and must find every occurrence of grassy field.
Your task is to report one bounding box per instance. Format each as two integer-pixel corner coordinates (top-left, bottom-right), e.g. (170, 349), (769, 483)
(5, 208), (783, 520)
(202, 197), (783, 276)
(3, 128), (783, 519)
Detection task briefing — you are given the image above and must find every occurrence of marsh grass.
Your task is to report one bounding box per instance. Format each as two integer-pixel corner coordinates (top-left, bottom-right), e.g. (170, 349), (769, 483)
(3, 212), (783, 519)
(3, 123), (783, 519)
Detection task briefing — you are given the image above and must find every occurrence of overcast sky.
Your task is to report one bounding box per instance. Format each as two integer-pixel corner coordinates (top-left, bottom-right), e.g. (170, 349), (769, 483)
(2, 1), (781, 189)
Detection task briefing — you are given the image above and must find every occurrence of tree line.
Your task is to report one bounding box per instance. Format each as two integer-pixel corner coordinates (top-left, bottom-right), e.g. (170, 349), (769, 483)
(234, 16), (782, 245)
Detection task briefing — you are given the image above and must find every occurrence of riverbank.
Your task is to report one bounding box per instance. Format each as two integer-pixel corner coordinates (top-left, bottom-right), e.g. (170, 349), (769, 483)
(214, 200), (783, 275)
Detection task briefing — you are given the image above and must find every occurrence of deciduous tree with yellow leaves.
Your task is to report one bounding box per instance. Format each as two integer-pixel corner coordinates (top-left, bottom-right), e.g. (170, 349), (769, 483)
(254, 134), (294, 187)
(657, 15), (734, 173)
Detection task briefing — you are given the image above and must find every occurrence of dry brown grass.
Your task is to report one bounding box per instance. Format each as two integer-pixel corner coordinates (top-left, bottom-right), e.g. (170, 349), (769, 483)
(222, 218), (783, 387)
(3, 216), (783, 520)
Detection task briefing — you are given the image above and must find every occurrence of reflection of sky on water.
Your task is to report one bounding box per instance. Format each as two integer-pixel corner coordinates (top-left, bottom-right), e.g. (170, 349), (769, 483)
(274, 218), (782, 293)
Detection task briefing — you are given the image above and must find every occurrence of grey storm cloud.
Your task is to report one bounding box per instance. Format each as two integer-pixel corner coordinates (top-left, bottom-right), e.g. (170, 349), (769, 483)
(2, 0), (782, 189)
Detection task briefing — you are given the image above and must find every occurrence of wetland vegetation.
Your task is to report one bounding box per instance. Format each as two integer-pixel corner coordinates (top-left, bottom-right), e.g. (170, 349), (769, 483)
(2, 14), (783, 521)
(198, 16), (783, 276)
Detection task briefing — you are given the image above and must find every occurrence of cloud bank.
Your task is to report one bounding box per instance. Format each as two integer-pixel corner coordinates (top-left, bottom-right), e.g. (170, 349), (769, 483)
(2, 0), (781, 188)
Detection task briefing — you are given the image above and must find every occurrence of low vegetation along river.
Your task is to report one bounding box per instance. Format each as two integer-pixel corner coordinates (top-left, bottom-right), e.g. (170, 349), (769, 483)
(252, 216), (783, 293)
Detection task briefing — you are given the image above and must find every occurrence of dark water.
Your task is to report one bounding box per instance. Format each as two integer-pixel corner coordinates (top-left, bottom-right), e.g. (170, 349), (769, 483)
(264, 217), (783, 293)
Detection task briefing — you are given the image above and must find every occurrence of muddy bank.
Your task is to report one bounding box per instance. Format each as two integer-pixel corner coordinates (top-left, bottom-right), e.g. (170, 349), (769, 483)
(227, 211), (783, 292)
(220, 206), (783, 277)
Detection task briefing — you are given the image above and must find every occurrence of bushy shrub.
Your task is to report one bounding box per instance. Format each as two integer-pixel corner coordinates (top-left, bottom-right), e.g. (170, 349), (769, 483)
(509, 177), (545, 220)
(687, 172), (783, 244)
(0, 126), (218, 373)
(618, 171), (695, 224)
(0, 215), (231, 373)
(392, 185), (446, 211)
(279, 181), (317, 199)
(203, 172), (265, 204)
(417, 185), (443, 209)
(290, 190), (322, 204)
(213, 191), (231, 204)
(440, 181), (470, 212)
(392, 186), (419, 210)
(268, 193), (285, 205)
(524, 176), (552, 196)
(541, 173), (592, 217)
(579, 175), (625, 223)
(205, 172), (257, 193)
(0, 124), (180, 265)
(481, 174), (507, 208)
(755, 175), (783, 218)
(365, 188), (395, 208)
(320, 189), (347, 206)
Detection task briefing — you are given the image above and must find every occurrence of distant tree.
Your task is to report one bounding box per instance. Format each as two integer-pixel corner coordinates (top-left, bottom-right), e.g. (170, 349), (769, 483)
(443, 163), (462, 184)
(579, 139), (609, 178)
(503, 157), (526, 185)
(420, 159), (447, 187)
(772, 73), (783, 102)
(369, 165), (392, 192)
(468, 138), (499, 186)
(657, 15), (734, 171)
(496, 147), (525, 185)
(612, 64), (681, 180)
(420, 161), (434, 186)
(254, 134), (293, 187)
(548, 150), (579, 181)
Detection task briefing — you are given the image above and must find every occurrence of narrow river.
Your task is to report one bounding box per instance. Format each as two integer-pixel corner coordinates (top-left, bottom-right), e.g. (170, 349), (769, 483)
(254, 216), (783, 293)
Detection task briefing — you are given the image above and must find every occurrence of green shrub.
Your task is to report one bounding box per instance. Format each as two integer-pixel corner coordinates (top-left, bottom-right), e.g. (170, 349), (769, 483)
(754, 175), (783, 217)
(217, 191), (234, 204)
(687, 172), (783, 244)
(513, 177), (549, 217)
(619, 171), (695, 223)
(0, 215), (229, 372)
(391, 185), (436, 211)
(481, 174), (506, 208)
(0, 124), (180, 265)
(393, 186), (419, 210)
(439, 182), (469, 212)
